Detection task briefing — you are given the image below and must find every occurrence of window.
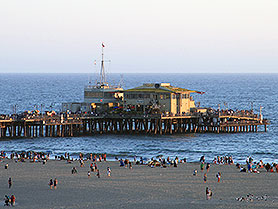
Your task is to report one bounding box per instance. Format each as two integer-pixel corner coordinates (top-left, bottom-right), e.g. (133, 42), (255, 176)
(172, 94), (176, 99)
(181, 94), (189, 99)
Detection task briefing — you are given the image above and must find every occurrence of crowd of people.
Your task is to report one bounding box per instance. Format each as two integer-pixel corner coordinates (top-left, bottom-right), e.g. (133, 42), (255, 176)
(1, 150), (50, 163)
(213, 156), (234, 165)
(206, 108), (257, 118)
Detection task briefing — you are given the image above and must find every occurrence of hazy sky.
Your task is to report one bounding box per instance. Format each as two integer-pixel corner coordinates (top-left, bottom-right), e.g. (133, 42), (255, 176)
(0, 0), (278, 73)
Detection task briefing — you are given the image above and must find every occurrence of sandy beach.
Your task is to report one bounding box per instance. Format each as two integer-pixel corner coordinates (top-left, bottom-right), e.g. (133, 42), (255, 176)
(1, 159), (278, 209)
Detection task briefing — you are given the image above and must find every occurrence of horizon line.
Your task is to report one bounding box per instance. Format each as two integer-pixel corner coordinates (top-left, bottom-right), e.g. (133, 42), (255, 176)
(0, 72), (277, 74)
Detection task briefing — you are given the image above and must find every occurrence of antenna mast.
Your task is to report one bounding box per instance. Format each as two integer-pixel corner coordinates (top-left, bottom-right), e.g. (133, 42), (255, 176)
(100, 43), (106, 84)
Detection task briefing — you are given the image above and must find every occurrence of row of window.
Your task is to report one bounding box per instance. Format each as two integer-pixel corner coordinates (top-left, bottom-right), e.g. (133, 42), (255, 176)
(84, 92), (115, 98)
(84, 92), (190, 100)
(126, 93), (190, 100)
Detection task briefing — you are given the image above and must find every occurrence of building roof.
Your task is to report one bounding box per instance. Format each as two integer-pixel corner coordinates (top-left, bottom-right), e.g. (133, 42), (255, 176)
(125, 83), (205, 94)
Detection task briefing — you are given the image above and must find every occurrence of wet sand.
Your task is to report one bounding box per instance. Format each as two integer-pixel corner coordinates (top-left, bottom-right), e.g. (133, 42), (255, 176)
(0, 159), (278, 209)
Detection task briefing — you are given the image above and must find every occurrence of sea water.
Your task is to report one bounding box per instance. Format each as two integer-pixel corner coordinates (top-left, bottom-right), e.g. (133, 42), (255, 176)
(0, 73), (277, 162)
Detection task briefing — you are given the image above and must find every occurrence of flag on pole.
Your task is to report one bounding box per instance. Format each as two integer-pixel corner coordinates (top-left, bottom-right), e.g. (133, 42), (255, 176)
(102, 43), (105, 47)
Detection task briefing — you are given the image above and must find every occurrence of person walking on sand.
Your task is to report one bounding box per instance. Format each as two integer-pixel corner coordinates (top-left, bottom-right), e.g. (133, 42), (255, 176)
(49, 179), (53, 189)
(88, 171), (91, 178)
(72, 167), (77, 174)
(4, 195), (10, 206)
(54, 178), (58, 189)
(204, 173), (207, 183)
(107, 167), (111, 177)
(8, 177), (12, 188)
(206, 187), (212, 200)
(206, 163), (210, 172)
(97, 169), (100, 178)
(10, 195), (15, 206)
(216, 172), (221, 182)
(200, 162), (205, 172)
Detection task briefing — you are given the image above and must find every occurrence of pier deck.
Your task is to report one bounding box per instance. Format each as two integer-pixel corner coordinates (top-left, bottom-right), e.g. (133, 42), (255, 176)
(0, 113), (269, 139)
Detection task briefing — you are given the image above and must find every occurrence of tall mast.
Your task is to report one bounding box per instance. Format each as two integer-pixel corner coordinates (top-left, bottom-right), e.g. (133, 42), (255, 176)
(100, 43), (106, 84)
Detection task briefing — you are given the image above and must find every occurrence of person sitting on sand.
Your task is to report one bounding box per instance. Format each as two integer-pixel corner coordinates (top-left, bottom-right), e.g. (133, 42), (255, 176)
(103, 154), (107, 161)
(120, 159), (125, 167)
(265, 163), (271, 172)
(275, 164), (278, 173)
(259, 160), (264, 168)
(247, 163), (252, 173)
(193, 170), (198, 176)
(91, 163), (96, 172)
(174, 159), (178, 167)
(90, 163), (93, 171)
(129, 162), (133, 169)
(124, 159), (129, 167)
(206, 187), (212, 200)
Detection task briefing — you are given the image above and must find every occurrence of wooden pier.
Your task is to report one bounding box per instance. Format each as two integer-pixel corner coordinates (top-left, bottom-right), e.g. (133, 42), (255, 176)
(0, 113), (270, 139)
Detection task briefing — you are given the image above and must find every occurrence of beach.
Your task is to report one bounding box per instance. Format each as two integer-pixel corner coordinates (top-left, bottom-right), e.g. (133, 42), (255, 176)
(1, 159), (278, 209)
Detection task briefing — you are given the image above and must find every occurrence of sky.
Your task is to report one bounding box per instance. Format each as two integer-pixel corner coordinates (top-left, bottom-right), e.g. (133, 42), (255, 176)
(0, 0), (278, 73)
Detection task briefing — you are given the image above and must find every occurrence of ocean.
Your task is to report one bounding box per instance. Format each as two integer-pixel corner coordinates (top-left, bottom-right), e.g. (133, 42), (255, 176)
(0, 73), (277, 162)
